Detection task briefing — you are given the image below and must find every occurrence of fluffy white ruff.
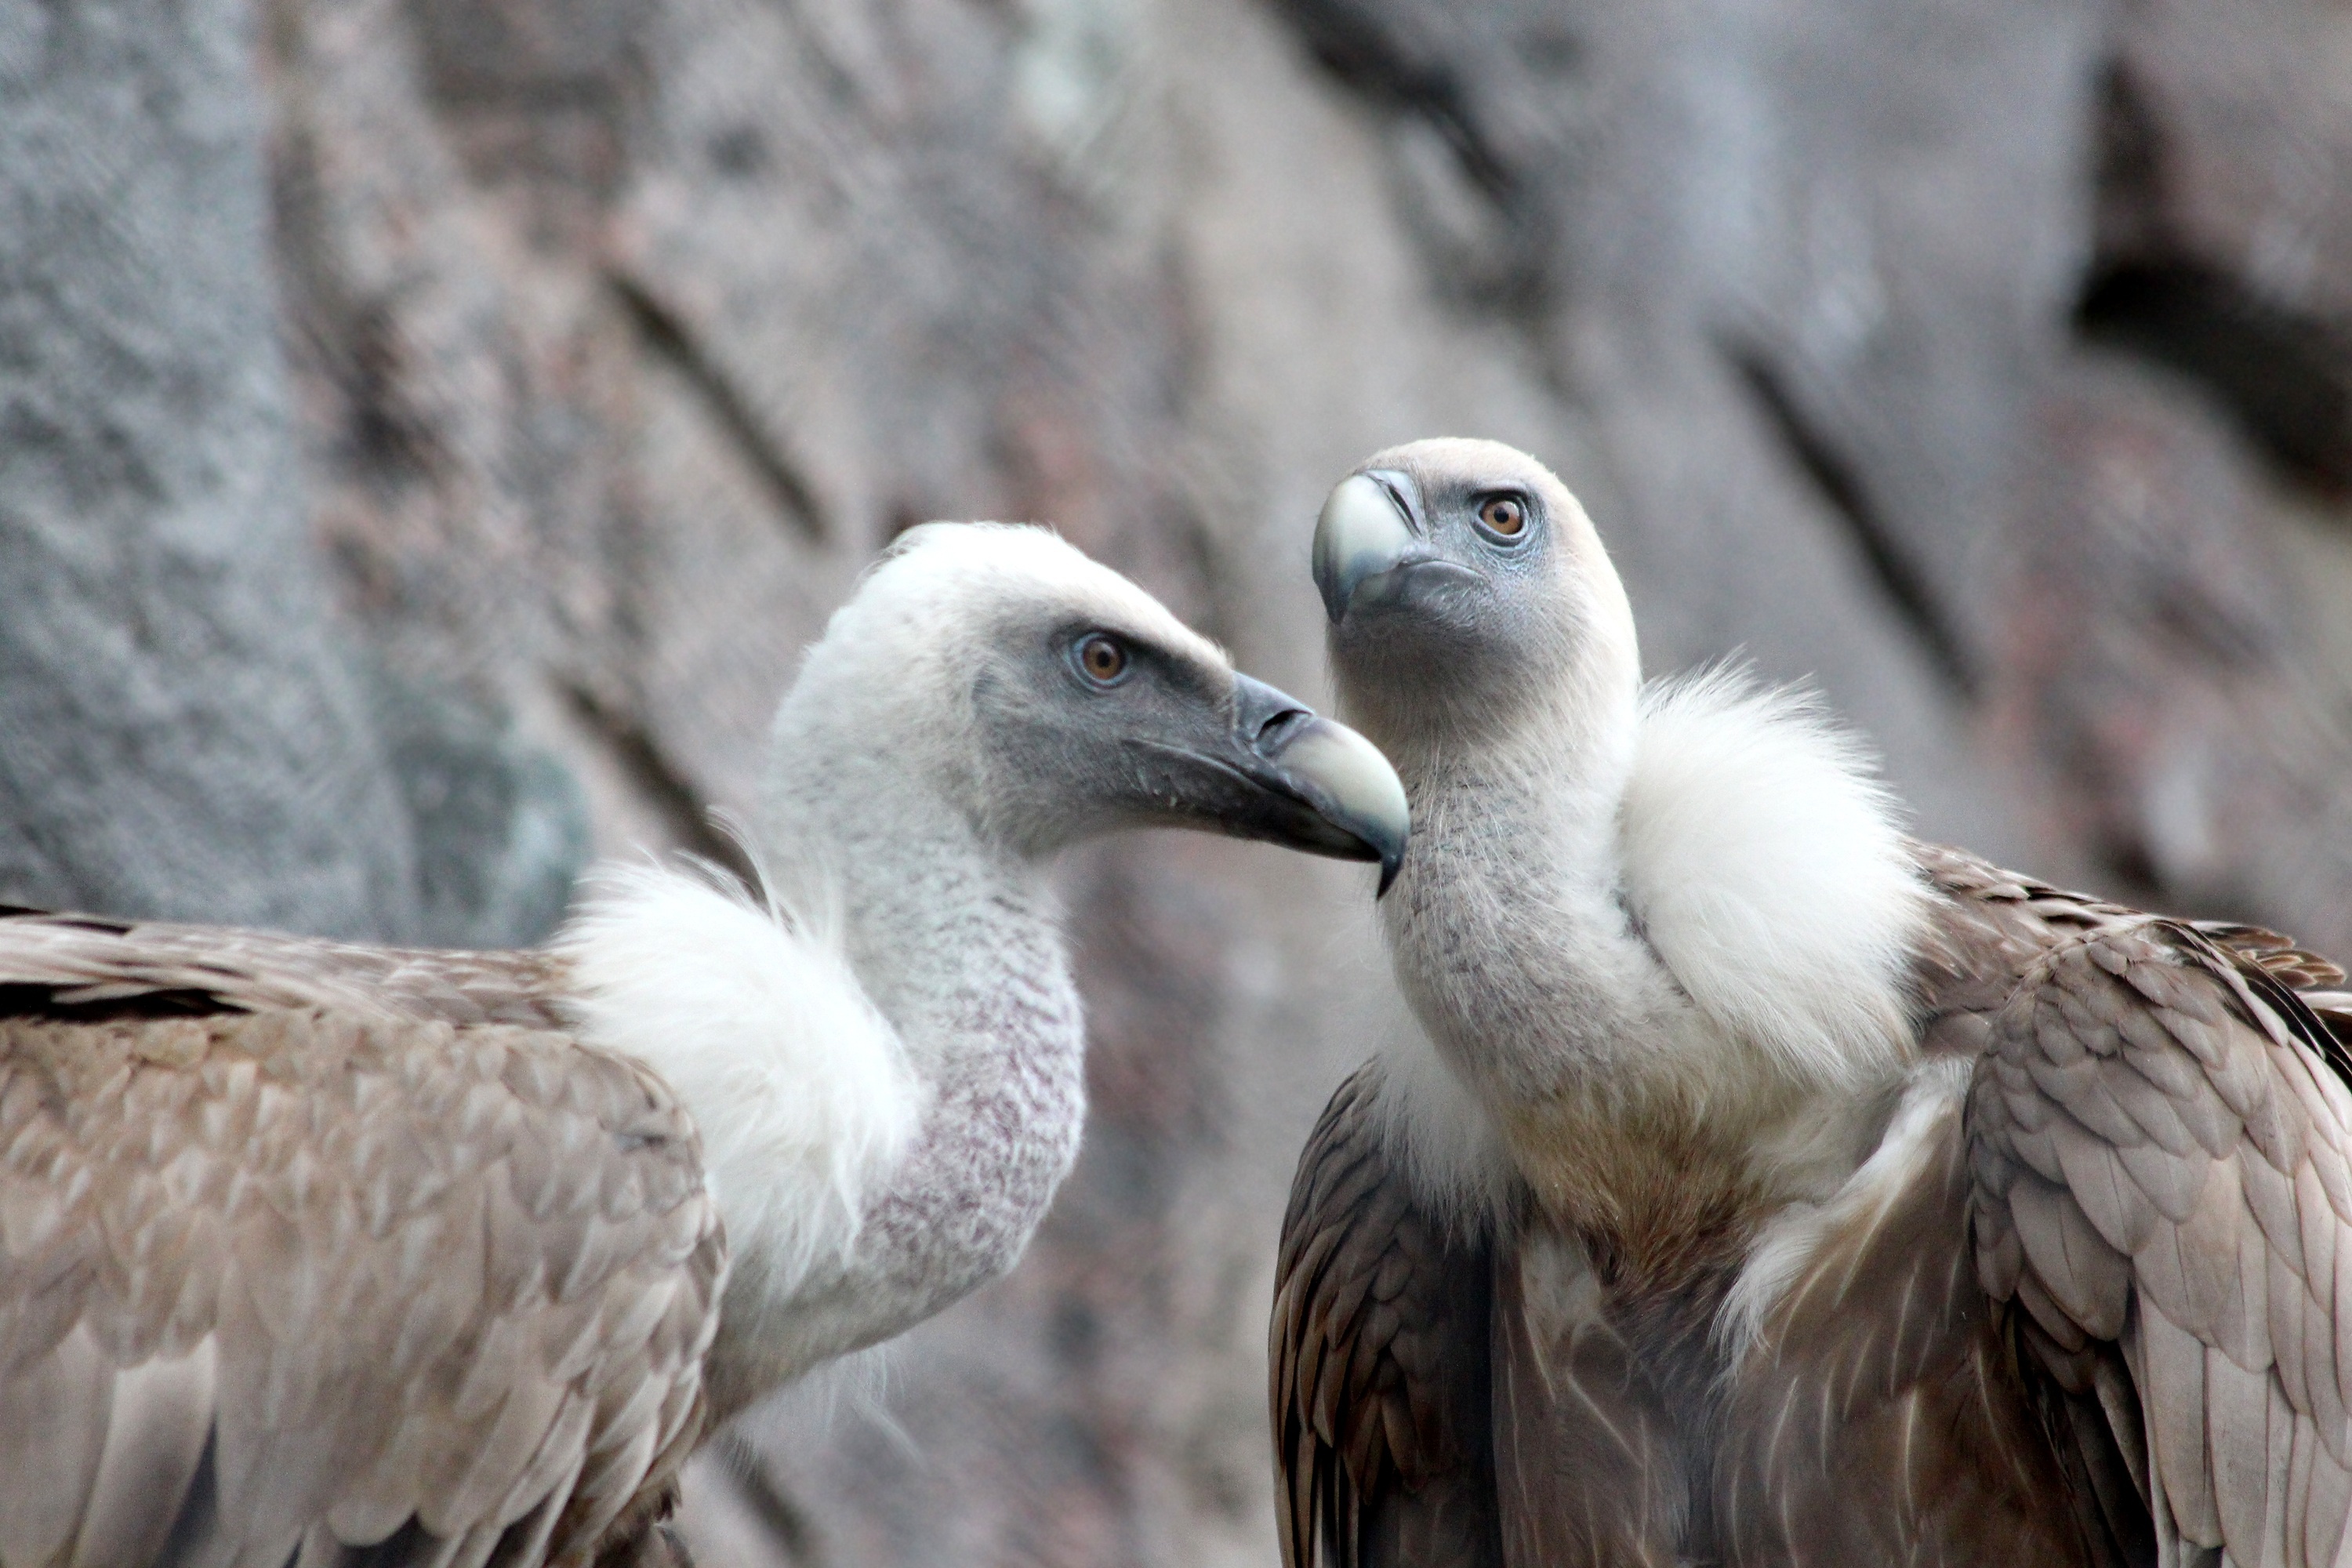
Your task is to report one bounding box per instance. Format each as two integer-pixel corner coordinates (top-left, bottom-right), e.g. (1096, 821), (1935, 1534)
(558, 862), (921, 1302)
(1717, 1057), (1970, 1353)
(1621, 669), (1930, 1090)
(1370, 1012), (1515, 1236)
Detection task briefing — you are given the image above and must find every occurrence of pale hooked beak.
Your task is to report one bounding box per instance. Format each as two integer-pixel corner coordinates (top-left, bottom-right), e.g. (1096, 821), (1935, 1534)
(1312, 470), (1475, 625)
(1131, 673), (1410, 895)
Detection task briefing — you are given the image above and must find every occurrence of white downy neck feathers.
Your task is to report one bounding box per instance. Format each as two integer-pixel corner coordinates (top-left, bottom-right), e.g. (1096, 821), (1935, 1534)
(1618, 668), (1929, 1094)
(560, 859), (922, 1347)
(1374, 668), (1933, 1228)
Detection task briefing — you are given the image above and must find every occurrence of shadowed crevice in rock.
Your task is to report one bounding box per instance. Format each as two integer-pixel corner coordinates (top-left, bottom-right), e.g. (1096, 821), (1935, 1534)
(2076, 55), (2352, 506)
(561, 681), (755, 880)
(1270, 0), (1513, 198)
(611, 272), (829, 543)
(2077, 263), (2352, 501)
(1265, 0), (1571, 318)
(1726, 347), (1979, 698)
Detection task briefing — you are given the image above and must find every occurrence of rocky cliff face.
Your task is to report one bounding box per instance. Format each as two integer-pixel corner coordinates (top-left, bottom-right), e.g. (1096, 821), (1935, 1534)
(5, 0), (2350, 1562)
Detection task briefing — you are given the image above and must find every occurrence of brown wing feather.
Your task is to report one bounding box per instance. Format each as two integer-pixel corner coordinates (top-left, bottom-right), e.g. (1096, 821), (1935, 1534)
(1973, 906), (2352, 1568)
(1704, 850), (2180, 1567)
(1490, 1213), (1691, 1567)
(1715, 1061), (2109, 1567)
(1271, 1065), (1501, 1568)
(0, 914), (721, 1568)
(0, 907), (575, 1028)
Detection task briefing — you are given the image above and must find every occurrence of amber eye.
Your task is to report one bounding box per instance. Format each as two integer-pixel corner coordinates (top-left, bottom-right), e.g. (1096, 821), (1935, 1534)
(1076, 633), (1130, 685)
(1476, 495), (1527, 539)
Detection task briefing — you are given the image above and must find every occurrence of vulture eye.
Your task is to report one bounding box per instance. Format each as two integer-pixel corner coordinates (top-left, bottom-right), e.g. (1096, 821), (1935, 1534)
(1475, 495), (1529, 543)
(1074, 633), (1131, 687)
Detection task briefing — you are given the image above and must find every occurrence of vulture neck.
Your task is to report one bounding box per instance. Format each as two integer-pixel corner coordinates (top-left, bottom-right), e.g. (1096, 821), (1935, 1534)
(1370, 672), (1925, 1268)
(760, 746), (1075, 1095)
(673, 724), (1086, 1421)
(1376, 680), (1683, 1116)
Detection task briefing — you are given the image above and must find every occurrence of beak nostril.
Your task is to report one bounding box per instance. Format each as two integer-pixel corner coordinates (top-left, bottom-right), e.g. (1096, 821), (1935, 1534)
(1254, 707), (1314, 753)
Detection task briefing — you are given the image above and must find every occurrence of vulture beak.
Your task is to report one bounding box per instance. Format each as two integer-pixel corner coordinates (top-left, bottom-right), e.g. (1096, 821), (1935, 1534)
(1137, 673), (1411, 895)
(1312, 470), (1476, 624)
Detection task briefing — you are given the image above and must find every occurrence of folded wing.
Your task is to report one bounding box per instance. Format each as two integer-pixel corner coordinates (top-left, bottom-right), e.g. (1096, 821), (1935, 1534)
(1270, 1065), (1501, 1568)
(0, 911), (724, 1568)
(1973, 916), (2352, 1568)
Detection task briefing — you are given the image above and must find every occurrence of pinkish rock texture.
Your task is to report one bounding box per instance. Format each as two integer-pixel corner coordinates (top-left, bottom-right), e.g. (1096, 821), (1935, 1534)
(5, 0), (2350, 1561)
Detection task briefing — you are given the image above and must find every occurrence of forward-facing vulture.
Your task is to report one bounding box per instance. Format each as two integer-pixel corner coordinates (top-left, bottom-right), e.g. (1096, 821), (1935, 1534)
(1272, 439), (2352, 1567)
(0, 522), (1410, 1568)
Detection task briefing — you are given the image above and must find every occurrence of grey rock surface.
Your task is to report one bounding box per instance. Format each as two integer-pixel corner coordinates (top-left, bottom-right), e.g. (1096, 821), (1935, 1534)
(0, 0), (421, 935)
(0, 0), (586, 943)
(4, 0), (2350, 1560)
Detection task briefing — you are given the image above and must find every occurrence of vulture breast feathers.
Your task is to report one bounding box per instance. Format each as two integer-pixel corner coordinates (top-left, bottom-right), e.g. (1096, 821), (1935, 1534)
(1273, 438), (2352, 1568)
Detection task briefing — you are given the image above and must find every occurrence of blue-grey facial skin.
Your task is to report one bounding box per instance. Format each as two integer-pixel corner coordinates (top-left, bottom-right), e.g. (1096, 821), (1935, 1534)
(1313, 457), (1572, 735)
(964, 610), (1408, 888)
(1311, 438), (1649, 775)
(1317, 467), (1547, 617)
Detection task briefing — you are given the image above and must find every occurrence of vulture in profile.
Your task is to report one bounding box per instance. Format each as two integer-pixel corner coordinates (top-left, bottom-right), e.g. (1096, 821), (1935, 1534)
(1272, 438), (2352, 1567)
(0, 523), (1410, 1568)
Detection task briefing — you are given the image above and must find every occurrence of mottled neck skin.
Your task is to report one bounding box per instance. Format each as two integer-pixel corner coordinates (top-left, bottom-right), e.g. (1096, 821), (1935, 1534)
(1376, 682), (1661, 1105)
(1363, 687), (1885, 1283)
(703, 720), (1087, 1419)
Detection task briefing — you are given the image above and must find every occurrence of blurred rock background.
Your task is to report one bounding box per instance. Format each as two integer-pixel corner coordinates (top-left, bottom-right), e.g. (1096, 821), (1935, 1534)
(4, 0), (2350, 1560)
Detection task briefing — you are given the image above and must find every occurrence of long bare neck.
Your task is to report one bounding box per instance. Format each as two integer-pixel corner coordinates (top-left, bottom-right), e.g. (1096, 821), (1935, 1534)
(1374, 685), (1677, 1109)
(699, 722), (1087, 1414)
(761, 739), (1074, 1080)
(773, 739), (1089, 1287)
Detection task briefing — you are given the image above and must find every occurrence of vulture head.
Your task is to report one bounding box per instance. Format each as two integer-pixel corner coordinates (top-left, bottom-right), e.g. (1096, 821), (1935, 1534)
(612, 522), (1414, 1411)
(769, 521), (1408, 888)
(1312, 437), (1639, 754)
(1304, 437), (1926, 1177)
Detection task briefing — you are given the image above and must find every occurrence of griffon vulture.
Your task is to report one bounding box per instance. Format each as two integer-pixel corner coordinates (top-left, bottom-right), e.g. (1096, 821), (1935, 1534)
(1272, 438), (2352, 1567)
(0, 523), (1410, 1568)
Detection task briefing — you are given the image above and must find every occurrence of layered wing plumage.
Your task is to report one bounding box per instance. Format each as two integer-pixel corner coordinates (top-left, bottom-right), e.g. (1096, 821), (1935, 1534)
(1270, 1065), (1501, 1568)
(1973, 910), (2352, 1568)
(1722, 848), (2352, 1567)
(1709, 850), (2151, 1566)
(0, 908), (576, 1026)
(0, 911), (724, 1568)
(1715, 1057), (2105, 1566)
